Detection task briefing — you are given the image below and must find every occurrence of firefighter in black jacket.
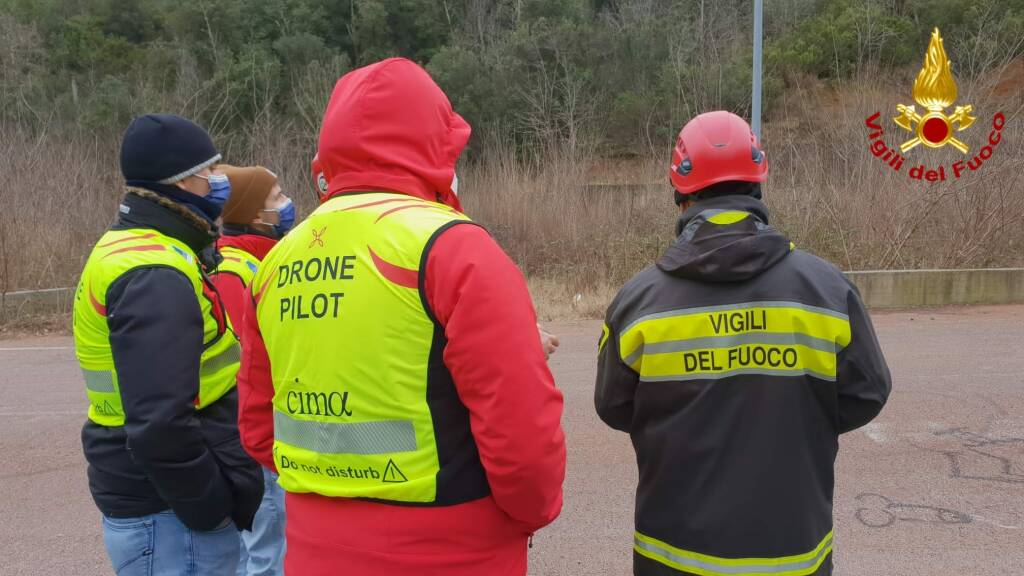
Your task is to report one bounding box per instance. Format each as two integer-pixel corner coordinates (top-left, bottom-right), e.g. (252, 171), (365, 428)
(596, 111), (891, 576)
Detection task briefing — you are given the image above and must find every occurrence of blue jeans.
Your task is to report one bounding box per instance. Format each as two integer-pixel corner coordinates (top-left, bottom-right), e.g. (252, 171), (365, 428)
(102, 510), (239, 576)
(237, 467), (286, 576)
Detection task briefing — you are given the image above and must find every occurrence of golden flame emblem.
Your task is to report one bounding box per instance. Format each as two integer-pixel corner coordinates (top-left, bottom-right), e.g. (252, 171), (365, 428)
(893, 28), (975, 153)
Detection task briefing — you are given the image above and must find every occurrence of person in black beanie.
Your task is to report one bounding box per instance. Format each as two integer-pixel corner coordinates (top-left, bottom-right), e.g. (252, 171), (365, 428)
(73, 114), (263, 575)
(119, 113), (234, 270)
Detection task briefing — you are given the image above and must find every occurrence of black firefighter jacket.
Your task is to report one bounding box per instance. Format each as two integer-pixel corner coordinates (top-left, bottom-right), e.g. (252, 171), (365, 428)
(81, 188), (263, 532)
(596, 194), (892, 576)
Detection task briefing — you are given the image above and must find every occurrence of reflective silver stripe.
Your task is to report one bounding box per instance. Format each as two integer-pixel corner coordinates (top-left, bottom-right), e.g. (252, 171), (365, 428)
(274, 411), (417, 455)
(634, 533), (833, 575)
(623, 346), (644, 367)
(201, 341), (240, 375)
(639, 368), (837, 383)
(83, 369), (115, 393)
(622, 301), (849, 335)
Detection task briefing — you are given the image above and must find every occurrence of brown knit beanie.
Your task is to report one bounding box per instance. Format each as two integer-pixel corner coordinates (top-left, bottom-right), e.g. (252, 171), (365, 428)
(219, 165), (278, 225)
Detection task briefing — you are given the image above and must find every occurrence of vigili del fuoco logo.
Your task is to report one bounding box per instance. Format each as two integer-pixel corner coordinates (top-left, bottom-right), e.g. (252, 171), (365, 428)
(864, 28), (1006, 183)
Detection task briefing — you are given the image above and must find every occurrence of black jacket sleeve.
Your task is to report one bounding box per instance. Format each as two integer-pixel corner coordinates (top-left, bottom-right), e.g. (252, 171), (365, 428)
(835, 284), (892, 433)
(107, 266), (233, 531)
(595, 298), (640, 432)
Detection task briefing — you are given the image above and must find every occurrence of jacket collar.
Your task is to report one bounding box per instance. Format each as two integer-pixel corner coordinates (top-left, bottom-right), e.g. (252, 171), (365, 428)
(658, 194), (791, 283)
(217, 232), (278, 261)
(675, 194), (771, 238)
(115, 187), (220, 268)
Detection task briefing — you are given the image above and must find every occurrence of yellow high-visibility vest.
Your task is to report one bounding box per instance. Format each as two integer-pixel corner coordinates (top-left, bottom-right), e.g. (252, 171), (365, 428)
(252, 192), (481, 504)
(217, 245), (261, 287)
(73, 229), (240, 427)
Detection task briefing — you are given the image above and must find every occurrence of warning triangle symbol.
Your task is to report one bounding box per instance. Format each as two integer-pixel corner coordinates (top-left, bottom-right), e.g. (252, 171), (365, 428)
(97, 400), (118, 415)
(382, 459), (408, 483)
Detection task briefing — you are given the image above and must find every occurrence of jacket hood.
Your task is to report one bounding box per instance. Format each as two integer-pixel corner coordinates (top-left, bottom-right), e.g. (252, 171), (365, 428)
(317, 58), (470, 211)
(657, 195), (791, 282)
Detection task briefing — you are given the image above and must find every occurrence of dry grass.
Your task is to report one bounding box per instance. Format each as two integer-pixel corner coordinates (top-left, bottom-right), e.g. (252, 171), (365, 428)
(1, 65), (1022, 324)
(0, 311), (70, 338)
(0, 123), (123, 296)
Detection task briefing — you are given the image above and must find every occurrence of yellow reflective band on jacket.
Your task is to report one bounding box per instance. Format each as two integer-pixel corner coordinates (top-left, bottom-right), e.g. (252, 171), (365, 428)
(599, 323), (611, 353)
(73, 229), (240, 427)
(253, 192), (473, 503)
(634, 530), (833, 576)
(619, 302), (851, 382)
(217, 245), (261, 287)
(706, 211), (751, 225)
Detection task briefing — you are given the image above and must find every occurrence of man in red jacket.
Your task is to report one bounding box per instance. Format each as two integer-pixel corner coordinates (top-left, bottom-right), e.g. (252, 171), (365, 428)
(210, 164), (294, 576)
(236, 57), (567, 575)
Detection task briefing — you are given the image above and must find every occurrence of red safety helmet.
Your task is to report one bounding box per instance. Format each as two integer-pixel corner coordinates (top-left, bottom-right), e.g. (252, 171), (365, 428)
(311, 153), (329, 200)
(669, 111), (767, 196)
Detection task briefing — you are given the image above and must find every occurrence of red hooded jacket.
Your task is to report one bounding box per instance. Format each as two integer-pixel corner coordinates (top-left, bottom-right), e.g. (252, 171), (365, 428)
(236, 58), (566, 576)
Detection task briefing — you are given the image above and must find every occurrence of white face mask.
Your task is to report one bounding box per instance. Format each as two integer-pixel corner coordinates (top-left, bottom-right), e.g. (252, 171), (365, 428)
(451, 173), (459, 197)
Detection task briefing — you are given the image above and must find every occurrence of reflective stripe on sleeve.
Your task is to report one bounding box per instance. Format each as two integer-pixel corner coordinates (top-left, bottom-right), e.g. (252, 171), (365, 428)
(273, 411), (418, 455)
(634, 530), (833, 576)
(82, 369), (115, 393)
(599, 323), (611, 352)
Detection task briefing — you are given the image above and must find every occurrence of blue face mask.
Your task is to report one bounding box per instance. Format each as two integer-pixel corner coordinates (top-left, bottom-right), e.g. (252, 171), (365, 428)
(198, 173), (232, 210)
(274, 199), (296, 236)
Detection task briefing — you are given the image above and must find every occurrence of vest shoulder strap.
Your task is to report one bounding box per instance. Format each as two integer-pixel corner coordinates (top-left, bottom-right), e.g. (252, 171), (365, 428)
(86, 230), (202, 305)
(217, 245), (260, 287)
(316, 193), (473, 269)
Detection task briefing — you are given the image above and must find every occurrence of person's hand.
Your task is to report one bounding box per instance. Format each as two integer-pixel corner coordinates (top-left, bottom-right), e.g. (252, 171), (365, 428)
(538, 323), (560, 359)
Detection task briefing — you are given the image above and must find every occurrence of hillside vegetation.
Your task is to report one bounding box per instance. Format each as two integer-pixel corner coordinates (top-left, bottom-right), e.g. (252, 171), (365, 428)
(1, 0), (1022, 318)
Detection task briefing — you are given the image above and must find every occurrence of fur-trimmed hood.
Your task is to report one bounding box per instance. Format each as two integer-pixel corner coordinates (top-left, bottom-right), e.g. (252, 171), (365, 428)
(116, 187), (221, 269)
(125, 187), (214, 235)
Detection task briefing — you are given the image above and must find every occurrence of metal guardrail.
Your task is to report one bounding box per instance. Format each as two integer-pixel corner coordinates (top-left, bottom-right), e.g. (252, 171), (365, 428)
(1, 287), (75, 319)
(2, 268), (1023, 317)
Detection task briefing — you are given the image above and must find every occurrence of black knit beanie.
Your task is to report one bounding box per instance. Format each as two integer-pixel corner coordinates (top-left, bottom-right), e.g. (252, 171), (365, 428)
(120, 114), (222, 184)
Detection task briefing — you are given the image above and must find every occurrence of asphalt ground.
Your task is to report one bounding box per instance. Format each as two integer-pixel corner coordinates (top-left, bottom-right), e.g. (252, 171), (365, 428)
(1, 305), (1022, 575)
